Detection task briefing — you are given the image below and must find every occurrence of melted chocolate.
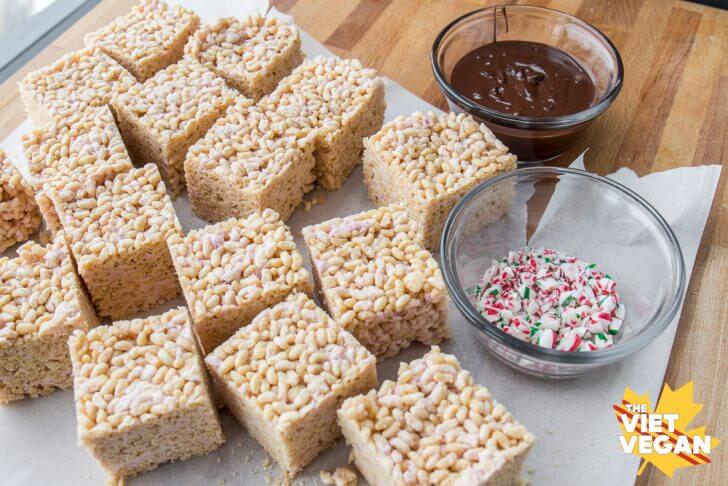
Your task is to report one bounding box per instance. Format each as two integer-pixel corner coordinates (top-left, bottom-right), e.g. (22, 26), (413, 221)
(450, 40), (597, 118)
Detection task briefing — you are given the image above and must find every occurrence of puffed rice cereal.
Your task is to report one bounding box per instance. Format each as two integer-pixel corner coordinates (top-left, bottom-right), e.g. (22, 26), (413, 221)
(0, 150), (41, 252)
(186, 14), (302, 101)
(69, 307), (224, 479)
(205, 293), (377, 476)
(112, 58), (238, 195)
(50, 164), (182, 319)
(85, 0), (199, 81)
(338, 346), (534, 485)
(261, 56), (385, 190)
(22, 106), (133, 233)
(18, 47), (135, 128)
(302, 205), (450, 358)
(1, 234), (98, 403)
(184, 98), (317, 222)
(168, 208), (312, 354)
(320, 466), (359, 486)
(363, 111), (517, 251)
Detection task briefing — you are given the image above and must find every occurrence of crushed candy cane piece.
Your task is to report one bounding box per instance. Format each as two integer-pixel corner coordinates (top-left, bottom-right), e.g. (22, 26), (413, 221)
(472, 247), (625, 352)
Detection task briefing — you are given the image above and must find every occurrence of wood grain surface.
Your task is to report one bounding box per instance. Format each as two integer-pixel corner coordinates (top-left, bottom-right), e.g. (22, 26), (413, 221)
(0, 0), (725, 484)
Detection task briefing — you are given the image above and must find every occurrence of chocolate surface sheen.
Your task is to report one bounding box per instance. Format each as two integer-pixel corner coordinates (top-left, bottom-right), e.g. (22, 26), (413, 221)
(450, 40), (597, 118)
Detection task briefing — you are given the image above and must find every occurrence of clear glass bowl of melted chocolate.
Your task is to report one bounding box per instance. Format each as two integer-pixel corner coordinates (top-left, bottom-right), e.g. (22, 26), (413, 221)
(432, 5), (623, 162)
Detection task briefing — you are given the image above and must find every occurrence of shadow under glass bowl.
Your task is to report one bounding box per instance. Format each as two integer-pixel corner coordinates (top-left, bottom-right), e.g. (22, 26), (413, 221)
(440, 167), (686, 379)
(431, 5), (624, 163)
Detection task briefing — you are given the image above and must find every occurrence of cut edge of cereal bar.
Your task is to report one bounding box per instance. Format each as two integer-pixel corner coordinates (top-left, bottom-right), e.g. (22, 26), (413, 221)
(68, 307), (224, 478)
(22, 105), (133, 234)
(112, 58), (237, 195)
(262, 56), (386, 191)
(84, 0), (200, 81)
(50, 164), (182, 319)
(0, 234), (98, 403)
(338, 346), (534, 486)
(363, 111), (517, 251)
(205, 293), (377, 476)
(302, 204), (450, 359)
(168, 208), (313, 354)
(0, 149), (41, 252)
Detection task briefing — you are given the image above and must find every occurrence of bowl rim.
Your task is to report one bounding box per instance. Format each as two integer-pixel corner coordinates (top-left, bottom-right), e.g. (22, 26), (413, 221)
(431, 5), (625, 129)
(441, 166), (687, 365)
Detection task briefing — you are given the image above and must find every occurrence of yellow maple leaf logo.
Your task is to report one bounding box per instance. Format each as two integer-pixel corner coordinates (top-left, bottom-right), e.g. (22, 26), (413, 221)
(613, 382), (720, 477)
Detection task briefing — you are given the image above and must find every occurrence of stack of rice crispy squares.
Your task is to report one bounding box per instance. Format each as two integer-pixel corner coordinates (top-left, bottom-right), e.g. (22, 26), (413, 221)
(4, 1), (529, 483)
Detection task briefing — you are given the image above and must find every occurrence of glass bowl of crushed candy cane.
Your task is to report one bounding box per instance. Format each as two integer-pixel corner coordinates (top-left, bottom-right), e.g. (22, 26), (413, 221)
(441, 166), (686, 378)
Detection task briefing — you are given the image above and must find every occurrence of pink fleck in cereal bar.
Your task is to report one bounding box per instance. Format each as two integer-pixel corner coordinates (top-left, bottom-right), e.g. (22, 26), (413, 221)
(50, 164), (182, 319)
(18, 48), (135, 128)
(168, 208), (312, 354)
(184, 98), (316, 223)
(69, 307), (224, 479)
(22, 106), (133, 234)
(112, 58), (237, 195)
(302, 205), (450, 359)
(1, 235), (98, 403)
(84, 0), (199, 81)
(205, 293), (377, 476)
(262, 56), (385, 191)
(363, 112), (517, 251)
(0, 150), (41, 252)
(338, 346), (534, 486)
(186, 15), (302, 101)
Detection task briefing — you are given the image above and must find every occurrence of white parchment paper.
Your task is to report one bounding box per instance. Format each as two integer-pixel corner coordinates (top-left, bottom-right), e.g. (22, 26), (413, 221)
(0, 1), (722, 484)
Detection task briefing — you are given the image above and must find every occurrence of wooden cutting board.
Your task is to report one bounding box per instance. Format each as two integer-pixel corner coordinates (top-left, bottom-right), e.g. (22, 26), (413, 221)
(0, 0), (725, 483)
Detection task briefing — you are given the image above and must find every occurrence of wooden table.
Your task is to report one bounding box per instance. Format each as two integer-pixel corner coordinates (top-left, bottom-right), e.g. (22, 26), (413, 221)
(0, 0), (725, 483)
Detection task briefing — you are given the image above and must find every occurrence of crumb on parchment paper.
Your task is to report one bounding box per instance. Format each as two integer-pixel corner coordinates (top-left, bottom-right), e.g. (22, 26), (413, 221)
(106, 476), (124, 486)
(319, 466), (358, 486)
(303, 194), (326, 211)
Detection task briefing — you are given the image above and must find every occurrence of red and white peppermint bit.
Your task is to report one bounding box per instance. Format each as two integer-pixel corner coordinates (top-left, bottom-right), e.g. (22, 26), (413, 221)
(473, 247), (624, 352)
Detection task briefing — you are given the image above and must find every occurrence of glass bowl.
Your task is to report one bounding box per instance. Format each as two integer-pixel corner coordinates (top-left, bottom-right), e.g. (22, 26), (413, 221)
(431, 5), (623, 163)
(440, 167), (685, 378)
